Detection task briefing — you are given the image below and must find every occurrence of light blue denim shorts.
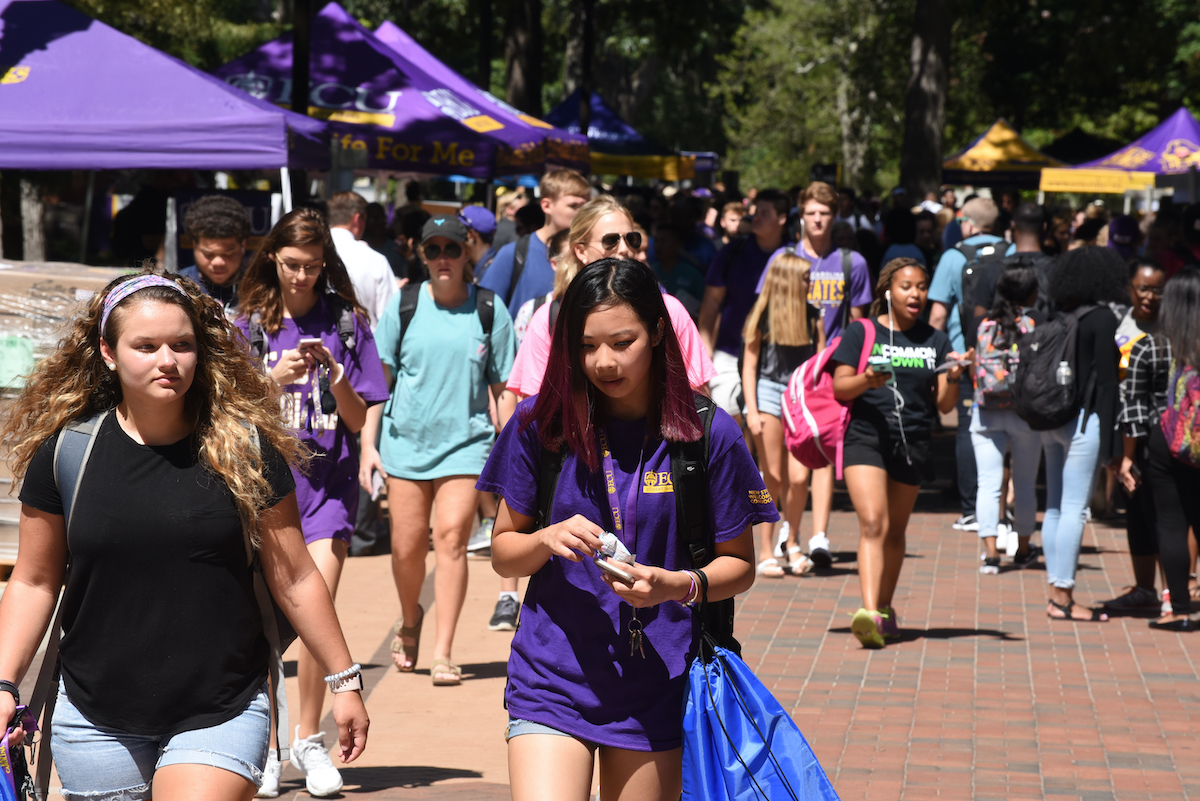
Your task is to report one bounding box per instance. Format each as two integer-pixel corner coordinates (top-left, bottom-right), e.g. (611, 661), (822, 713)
(505, 717), (598, 753)
(51, 678), (270, 799)
(748, 377), (788, 419)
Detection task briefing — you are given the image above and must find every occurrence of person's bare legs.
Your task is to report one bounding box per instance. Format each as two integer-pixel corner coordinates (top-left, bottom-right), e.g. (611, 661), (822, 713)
(878, 479), (920, 609)
(752, 416), (786, 569)
(844, 464), (890, 610)
(598, 746), (682, 801)
(297, 537), (348, 738)
(430, 476), (481, 678)
(508, 734), (594, 801)
(784, 451), (812, 553)
(388, 477), (434, 670)
(153, 764), (256, 801)
(809, 464), (833, 546)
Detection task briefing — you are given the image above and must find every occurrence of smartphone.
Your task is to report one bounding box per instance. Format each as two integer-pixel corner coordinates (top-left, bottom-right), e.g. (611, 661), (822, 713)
(595, 558), (635, 585)
(867, 355), (895, 385)
(298, 337), (323, 350)
(370, 470), (385, 501)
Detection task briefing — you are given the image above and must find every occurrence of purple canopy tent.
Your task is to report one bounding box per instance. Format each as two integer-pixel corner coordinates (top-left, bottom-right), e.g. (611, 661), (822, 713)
(215, 2), (589, 179)
(0, 0), (327, 170)
(372, 19), (587, 177)
(1040, 107), (1200, 197)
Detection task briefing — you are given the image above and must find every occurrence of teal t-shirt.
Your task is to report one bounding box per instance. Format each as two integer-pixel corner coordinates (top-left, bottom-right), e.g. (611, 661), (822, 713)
(376, 283), (516, 480)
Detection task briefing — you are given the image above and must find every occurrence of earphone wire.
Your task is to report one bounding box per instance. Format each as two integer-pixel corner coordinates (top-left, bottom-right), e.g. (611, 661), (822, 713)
(884, 291), (912, 466)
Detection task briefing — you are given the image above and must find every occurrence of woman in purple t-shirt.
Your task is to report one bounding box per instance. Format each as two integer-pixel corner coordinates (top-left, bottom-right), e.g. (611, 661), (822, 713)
(236, 209), (389, 796)
(478, 258), (774, 800)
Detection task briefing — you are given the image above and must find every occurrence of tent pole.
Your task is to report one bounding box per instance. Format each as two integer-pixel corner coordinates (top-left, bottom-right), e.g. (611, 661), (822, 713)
(281, 167), (293, 212)
(78, 171), (95, 264)
(164, 197), (178, 272)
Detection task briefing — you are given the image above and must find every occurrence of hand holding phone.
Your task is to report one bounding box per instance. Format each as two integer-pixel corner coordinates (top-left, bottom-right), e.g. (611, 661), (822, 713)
(595, 558), (635, 585)
(866, 355), (895, 385)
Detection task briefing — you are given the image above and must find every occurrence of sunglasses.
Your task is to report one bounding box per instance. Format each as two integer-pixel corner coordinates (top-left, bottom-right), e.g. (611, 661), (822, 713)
(592, 232), (643, 252)
(423, 242), (464, 260)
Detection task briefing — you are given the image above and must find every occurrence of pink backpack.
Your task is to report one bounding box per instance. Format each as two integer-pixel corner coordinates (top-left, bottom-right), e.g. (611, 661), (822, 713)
(782, 319), (876, 479)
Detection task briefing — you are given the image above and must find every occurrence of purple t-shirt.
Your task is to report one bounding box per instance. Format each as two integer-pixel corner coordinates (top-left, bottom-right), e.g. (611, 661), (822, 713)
(237, 297), (389, 543)
(704, 237), (775, 357)
(756, 243), (873, 341)
(477, 400), (778, 751)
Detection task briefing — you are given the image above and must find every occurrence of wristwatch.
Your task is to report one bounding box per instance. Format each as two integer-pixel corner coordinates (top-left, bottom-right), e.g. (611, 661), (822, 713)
(328, 673), (363, 694)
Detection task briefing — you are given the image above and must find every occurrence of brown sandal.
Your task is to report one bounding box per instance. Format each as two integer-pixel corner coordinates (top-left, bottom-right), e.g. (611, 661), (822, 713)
(430, 658), (462, 686)
(391, 604), (424, 672)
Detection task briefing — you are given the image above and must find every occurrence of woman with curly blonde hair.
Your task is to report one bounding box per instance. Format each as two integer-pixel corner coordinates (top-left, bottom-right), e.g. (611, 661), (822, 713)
(236, 208), (388, 796)
(0, 271), (368, 801)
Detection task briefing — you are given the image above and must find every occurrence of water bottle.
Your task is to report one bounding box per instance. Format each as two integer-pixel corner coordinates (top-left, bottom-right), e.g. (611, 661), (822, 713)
(1055, 360), (1072, 386)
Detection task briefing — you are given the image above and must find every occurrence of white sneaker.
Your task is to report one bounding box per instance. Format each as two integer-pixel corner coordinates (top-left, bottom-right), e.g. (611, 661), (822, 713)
(995, 524), (1010, 554)
(773, 521), (791, 558)
(291, 727), (343, 797)
(256, 748), (281, 798)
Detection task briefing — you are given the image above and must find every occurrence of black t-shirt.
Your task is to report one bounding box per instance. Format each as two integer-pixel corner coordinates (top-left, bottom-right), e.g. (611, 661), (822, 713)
(831, 318), (951, 442)
(971, 252), (1057, 318)
(757, 304), (821, 385)
(19, 414), (295, 736)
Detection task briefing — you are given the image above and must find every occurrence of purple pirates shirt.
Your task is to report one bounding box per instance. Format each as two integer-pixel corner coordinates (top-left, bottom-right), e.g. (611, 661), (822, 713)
(237, 296), (389, 543)
(477, 399), (778, 751)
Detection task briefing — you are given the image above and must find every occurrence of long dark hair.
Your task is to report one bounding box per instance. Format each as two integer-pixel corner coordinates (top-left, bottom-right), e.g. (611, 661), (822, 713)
(1160, 267), (1200, 370)
(523, 258), (701, 471)
(1048, 245), (1128, 311)
(237, 208), (366, 333)
(988, 264), (1038, 348)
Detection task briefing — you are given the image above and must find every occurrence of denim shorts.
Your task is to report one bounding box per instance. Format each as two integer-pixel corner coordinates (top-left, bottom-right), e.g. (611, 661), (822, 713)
(505, 717), (598, 753)
(51, 678), (270, 800)
(748, 377), (788, 418)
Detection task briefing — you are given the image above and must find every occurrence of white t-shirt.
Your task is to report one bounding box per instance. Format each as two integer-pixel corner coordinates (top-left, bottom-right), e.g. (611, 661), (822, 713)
(331, 227), (397, 331)
(835, 213), (873, 232)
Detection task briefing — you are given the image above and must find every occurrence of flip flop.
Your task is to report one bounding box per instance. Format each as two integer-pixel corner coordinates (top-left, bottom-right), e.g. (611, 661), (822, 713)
(391, 604), (424, 672)
(785, 546), (813, 576)
(430, 659), (462, 686)
(756, 558), (785, 578)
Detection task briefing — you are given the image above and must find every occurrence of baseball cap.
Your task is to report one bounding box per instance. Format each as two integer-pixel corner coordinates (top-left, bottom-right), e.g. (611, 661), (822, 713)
(1107, 215), (1138, 258)
(420, 215), (470, 244)
(692, 187), (713, 199)
(459, 205), (497, 236)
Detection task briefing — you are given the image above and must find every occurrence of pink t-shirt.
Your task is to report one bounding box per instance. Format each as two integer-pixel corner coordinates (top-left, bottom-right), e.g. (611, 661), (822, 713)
(507, 293), (717, 397)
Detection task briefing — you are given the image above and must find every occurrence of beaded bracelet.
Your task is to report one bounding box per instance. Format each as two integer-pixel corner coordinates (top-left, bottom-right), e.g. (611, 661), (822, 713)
(323, 663), (361, 685)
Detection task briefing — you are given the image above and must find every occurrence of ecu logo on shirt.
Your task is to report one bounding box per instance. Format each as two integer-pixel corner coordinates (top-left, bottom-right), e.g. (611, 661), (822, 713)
(643, 470), (674, 493)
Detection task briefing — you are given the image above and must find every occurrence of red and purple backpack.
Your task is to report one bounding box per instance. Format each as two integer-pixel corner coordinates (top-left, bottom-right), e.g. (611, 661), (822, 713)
(1161, 358), (1200, 467)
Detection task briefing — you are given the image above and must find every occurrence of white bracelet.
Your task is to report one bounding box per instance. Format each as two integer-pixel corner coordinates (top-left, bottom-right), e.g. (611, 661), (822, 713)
(324, 663), (361, 684)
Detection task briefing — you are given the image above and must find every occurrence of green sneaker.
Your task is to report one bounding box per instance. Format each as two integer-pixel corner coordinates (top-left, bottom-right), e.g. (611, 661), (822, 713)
(851, 608), (886, 649)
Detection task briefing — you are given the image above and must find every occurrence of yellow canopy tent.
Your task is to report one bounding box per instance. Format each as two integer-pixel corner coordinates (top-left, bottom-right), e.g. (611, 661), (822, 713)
(1039, 108), (1200, 194)
(943, 119), (1065, 187)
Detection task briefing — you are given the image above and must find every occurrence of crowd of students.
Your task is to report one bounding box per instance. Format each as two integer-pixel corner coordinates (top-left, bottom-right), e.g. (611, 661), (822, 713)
(5, 167), (1200, 801)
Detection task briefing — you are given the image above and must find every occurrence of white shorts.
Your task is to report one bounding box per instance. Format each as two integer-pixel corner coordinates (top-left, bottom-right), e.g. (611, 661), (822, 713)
(709, 350), (743, 418)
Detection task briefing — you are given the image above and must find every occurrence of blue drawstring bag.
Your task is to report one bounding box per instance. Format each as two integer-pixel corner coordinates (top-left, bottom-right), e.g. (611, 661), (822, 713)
(681, 618), (839, 799)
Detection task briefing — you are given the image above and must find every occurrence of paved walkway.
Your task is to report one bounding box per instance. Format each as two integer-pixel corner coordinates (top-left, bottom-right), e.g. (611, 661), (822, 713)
(260, 503), (1200, 801)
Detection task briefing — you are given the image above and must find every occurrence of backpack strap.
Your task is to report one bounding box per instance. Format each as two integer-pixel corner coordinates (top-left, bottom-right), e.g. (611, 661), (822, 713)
(32, 411), (108, 800)
(536, 445), (567, 531)
(327, 293), (357, 350)
(839, 247), (853, 332)
(834, 319), (877, 480)
(506, 235), (532, 308)
(247, 313), (268, 360)
(476, 286), (496, 381)
(953, 241), (979, 262)
(532, 294), (547, 315)
(388, 282), (424, 382)
(548, 299), (562, 333)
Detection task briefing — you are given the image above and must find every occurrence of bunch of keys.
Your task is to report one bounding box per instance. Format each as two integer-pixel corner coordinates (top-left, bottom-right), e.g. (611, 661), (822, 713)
(317, 363), (337, 415)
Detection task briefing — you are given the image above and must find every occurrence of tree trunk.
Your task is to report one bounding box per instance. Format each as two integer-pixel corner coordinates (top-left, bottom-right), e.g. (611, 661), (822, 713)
(504, 0), (543, 116)
(836, 70), (870, 188)
(20, 178), (44, 262)
(474, 0), (494, 90)
(899, 0), (950, 198)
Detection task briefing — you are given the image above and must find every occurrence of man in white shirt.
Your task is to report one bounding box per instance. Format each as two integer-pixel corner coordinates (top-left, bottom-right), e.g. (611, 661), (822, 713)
(328, 191), (397, 331)
(835, 186), (874, 232)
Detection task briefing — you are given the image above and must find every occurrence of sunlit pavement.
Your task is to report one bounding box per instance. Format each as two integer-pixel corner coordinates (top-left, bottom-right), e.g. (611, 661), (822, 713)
(265, 505), (1200, 801)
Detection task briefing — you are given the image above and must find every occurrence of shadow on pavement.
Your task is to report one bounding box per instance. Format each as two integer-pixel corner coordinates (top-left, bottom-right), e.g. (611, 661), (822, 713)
(280, 765), (484, 793)
(412, 661), (509, 681)
(830, 626), (1023, 642)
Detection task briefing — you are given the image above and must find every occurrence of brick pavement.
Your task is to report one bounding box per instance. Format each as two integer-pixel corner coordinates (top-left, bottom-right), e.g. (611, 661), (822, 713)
(263, 501), (1200, 801)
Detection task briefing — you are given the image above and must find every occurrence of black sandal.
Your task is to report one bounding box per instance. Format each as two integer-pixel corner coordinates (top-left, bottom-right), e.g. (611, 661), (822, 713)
(1048, 600), (1108, 622)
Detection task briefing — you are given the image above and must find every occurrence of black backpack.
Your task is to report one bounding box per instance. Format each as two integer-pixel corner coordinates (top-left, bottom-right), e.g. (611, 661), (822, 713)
(531, 294), (562, 333)
(535, 394), (739, 656)
(1013, 304), (1098, 431)
(954, 239), (1003, 349)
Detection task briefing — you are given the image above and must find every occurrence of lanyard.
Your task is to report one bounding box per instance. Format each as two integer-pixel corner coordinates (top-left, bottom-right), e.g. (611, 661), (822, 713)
(597, 427), (649, 659)
(598, 428), (643, 553)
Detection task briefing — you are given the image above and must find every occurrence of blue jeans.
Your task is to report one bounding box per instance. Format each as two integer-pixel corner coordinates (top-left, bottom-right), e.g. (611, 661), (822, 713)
(52, 678), (270, 799)
(970, 406), (1042, 540)
(1040, 412), (1101, 589)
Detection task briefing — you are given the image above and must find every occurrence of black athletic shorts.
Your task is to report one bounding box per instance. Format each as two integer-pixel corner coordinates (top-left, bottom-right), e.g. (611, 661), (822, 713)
(842, 422), (932, 487)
